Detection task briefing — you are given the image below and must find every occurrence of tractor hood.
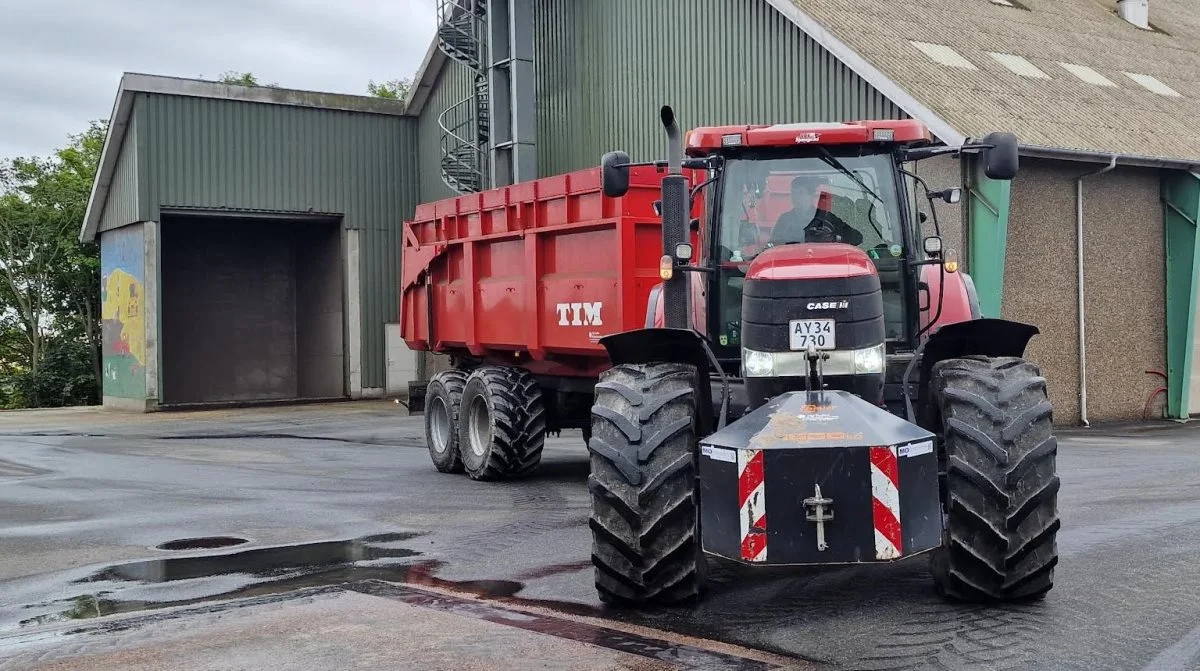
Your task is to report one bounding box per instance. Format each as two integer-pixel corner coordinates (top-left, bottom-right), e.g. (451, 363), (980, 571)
(746, 243), (876, 282)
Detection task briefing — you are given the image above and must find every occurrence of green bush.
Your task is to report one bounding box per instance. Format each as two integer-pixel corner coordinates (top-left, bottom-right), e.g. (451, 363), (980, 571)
(3, 339), (98, 409)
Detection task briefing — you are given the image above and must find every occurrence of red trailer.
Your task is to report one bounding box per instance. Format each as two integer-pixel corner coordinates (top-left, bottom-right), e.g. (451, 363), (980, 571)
(401, 164), (705, 477)
(401, 165), (702, 377)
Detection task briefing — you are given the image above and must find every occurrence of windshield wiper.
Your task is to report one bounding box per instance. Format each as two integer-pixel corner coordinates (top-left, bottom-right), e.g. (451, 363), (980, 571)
(813, 148), (888, 241)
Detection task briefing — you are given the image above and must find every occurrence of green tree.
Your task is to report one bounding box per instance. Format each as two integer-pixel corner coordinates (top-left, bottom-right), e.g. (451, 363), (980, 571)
(367, 77), (412, 100)
(0, 121), (105, 408)
(213, 71), (279, 87)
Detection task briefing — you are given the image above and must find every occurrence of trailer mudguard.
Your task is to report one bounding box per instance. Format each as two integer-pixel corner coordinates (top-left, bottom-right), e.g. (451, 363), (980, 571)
(914, 318), (1040, 429)
(599, 327), (717, 436)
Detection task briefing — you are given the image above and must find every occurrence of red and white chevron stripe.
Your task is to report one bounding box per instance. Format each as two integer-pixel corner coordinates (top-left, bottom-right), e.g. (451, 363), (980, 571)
(738, 448), (767, 562)
(870, 445), (903, 560)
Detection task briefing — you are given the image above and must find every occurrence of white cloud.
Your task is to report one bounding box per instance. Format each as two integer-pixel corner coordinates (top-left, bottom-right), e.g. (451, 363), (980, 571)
(0, 0), (437, 159)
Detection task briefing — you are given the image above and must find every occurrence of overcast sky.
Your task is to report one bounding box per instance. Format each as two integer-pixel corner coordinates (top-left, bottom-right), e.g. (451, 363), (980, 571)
(0, 0), (437, 160)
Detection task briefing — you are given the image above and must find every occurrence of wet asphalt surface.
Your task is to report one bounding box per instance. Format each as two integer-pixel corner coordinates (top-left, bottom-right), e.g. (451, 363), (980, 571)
(2, 402), (1200, 670)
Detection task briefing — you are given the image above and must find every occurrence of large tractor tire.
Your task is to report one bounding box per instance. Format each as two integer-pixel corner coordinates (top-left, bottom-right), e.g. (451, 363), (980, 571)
(424, 369), (469, 473)
(587, 362), (703, 607)
(457, 366), (547, 481)
(930, 356), (1060, 602)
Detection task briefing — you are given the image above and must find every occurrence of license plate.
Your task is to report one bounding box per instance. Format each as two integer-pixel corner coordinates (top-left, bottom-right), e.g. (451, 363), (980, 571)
(789, 319), (835, 350)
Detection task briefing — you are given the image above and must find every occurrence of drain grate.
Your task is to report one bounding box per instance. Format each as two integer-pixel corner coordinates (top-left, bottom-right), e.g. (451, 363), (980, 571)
(156, 536), (249, 551)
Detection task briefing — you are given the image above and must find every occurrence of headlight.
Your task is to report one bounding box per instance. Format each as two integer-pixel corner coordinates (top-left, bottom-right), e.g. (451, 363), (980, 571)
(743, 349), (774, 377)
(853, 344), (886, 374)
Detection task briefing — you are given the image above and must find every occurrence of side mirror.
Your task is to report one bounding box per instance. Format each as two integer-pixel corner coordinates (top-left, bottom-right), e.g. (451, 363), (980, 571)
(924, 236), (943, 257)
(981, 131), (1019, 180)
(602, 151), (631, 198)
(936, 188), (962, 204)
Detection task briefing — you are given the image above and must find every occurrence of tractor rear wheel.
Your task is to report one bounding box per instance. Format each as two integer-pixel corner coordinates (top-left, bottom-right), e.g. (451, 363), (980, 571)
(930, 356), (1060, 602)
(587, 362), (703, 607)
(458, 366), (547, 481)
(424, 369), (468, 473)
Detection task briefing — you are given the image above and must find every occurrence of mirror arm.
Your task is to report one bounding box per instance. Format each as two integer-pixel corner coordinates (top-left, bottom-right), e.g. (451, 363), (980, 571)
(612, 157), (718, 173)
(924, 193), (944, 237)
(690, 174), (721, 202)
(899, 167), (943, 237)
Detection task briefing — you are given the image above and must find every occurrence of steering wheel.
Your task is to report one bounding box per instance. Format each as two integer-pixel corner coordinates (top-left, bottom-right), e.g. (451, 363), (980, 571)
(805, 219), (837, 243)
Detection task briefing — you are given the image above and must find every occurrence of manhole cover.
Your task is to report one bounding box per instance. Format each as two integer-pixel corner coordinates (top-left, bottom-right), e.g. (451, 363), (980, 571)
(156, 536), (249, 551)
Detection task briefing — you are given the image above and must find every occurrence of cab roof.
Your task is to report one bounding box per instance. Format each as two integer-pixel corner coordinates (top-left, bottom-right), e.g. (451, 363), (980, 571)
(685, 119), (932, 154)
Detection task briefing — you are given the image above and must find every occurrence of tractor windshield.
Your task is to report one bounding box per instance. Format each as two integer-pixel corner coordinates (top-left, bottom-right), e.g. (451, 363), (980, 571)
(711, 152), (909, 348)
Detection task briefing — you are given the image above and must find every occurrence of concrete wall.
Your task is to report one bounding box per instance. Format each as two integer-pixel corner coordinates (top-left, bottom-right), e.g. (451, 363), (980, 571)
(1004, 158), (1166, 424)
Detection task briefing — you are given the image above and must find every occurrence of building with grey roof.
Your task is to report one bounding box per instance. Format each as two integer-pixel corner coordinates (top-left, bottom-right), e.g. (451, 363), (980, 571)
(84, 0), (1199, 422)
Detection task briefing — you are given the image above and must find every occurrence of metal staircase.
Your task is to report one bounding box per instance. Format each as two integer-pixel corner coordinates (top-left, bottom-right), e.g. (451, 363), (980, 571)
(436, 0), (489, 194)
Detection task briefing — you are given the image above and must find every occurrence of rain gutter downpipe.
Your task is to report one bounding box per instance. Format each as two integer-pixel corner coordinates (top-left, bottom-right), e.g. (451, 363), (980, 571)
(1076, 154), (1118, 427)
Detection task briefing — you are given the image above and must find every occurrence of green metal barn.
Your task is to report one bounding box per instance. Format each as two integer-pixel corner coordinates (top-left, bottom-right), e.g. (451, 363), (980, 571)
(83, 0), (1200, 423)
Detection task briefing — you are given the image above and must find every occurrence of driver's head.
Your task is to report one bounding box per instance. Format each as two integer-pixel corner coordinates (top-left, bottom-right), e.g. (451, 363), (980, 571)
(791, 175), (827, 208)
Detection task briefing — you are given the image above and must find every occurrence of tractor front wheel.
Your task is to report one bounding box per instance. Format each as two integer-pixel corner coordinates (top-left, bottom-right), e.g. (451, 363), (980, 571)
(587, 362), (703, 607)
(930, 356), (1060, 602)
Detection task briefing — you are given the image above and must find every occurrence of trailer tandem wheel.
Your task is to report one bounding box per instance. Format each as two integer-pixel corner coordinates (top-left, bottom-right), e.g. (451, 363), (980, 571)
(930, 356), (1060, 602)
(587, 362), (703, 607)
(458, 366), (547, 481)
(424, 369), (469, 473)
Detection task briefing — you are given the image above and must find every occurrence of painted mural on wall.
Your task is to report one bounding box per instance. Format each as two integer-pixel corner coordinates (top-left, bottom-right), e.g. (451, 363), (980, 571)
(100, 225), (146, 399)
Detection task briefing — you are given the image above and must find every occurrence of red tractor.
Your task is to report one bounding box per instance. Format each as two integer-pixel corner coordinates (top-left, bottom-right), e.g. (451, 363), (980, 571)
(401, 107), (1059, 608)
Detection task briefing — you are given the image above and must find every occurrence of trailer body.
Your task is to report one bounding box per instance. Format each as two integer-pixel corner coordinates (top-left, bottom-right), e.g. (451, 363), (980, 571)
(401, 166), (700, 381)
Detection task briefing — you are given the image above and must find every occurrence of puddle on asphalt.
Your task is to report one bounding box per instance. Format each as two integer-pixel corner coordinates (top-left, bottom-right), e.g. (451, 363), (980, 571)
(9, 532), (427, 630)
(7, 531), (605, 634)
(155, 536), (250, 551)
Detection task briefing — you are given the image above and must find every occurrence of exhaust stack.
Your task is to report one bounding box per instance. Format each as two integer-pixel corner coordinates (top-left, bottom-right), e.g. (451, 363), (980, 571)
(659, 105), (689, 329)
(1117, 0), (1149, 29)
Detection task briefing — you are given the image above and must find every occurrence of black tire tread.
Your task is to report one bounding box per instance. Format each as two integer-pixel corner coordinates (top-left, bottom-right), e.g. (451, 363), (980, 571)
(931, 356), (1060, 602)
(587, 362), (701, 607)
(459, 366), (546, 481)
(425, 369), (468, 473)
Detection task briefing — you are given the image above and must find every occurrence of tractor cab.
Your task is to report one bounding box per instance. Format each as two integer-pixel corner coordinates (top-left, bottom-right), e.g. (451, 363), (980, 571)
(605, 115), (1018, 414)
(683, 120), (954, 409)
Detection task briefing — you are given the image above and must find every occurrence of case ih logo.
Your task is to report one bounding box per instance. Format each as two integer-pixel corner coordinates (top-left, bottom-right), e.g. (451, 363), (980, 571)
(807, 301), (849, 310)
(556, 302), (604, 326)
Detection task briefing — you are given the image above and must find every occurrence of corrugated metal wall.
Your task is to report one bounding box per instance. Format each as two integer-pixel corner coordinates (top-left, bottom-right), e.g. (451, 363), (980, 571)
(531, 0), (907, 175)
(133, 93), (419, 390)
(98, 113), (143, 233)
(138, 94), (415, 228)
(417, 60), (476, 205)
(413, 0), (907, 186)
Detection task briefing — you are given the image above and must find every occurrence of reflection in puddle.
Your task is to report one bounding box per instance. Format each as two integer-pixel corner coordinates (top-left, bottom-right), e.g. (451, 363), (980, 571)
(78, 532), (422, 585)
(13, 532), (425, 629)
(10, 532), (605, 633)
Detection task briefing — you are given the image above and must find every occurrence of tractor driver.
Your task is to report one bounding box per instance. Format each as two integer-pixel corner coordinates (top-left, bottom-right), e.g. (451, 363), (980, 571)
(769, 175), (864, 247)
